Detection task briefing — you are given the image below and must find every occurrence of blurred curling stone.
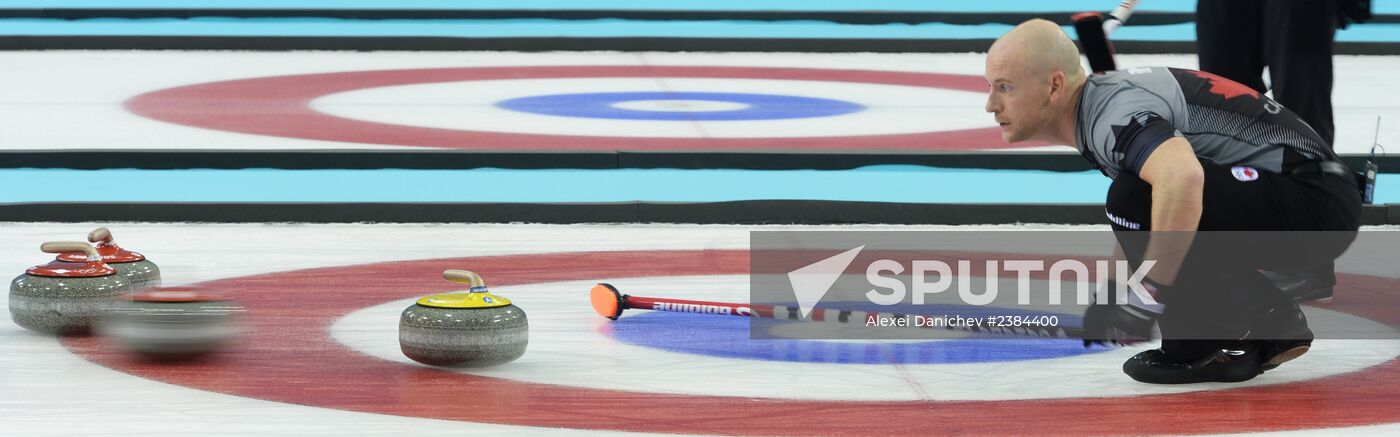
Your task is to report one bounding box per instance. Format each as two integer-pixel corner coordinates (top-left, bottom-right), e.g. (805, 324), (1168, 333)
(55, 227), (161, 289)
(10, 241), (131, 335)
(399, 269), (528, 367)
(100, 287), (243, 361)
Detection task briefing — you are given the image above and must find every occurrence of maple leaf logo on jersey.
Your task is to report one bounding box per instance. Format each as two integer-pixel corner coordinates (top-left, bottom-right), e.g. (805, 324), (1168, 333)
(1187, 70), (1260, 100)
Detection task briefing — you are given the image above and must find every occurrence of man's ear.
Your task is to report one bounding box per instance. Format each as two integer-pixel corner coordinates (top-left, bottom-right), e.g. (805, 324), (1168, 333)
(1049, 71), (1067, 98)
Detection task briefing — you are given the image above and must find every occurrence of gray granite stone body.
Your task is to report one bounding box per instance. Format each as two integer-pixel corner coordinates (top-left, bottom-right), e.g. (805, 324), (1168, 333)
(9, 274), (130, 334)
(399, 304), (528, 367)
(100, 299), (239, 359)
(109, 259), (161, 290)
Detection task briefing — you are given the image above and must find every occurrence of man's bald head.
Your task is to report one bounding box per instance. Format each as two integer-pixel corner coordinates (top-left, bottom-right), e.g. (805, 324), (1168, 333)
(988, 19), (1085, 87)
(983, 19), (1087, 144)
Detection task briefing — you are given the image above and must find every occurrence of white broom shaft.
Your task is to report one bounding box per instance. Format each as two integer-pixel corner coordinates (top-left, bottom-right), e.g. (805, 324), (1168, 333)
(1103, 0), (1139, 35)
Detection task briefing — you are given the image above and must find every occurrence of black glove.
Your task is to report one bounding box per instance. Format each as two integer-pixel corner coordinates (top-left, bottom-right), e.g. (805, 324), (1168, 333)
(1082, 281), (1160, 347)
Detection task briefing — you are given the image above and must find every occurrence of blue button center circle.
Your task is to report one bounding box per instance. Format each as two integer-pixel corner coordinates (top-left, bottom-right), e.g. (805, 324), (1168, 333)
(606, 304), (1107, 365)
(495, 91), (864, 121)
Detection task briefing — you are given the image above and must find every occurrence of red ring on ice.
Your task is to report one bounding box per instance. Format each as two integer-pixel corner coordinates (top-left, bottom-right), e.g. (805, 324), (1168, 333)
(125, 66), (1023, 151)
(62, 250), (1400, 435)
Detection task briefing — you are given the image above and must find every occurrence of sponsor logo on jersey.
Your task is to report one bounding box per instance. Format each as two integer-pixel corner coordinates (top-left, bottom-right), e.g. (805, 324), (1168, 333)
(1231, 166), (1260, 181)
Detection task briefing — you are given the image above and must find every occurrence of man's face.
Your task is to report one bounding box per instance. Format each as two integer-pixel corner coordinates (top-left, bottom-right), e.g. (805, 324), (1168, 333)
(984, 53), (1055, 143)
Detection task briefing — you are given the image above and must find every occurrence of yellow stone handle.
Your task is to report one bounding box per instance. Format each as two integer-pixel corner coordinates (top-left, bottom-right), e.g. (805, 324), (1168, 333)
(88, 227), (113, 244)
(442, 269), (487, 290)
(41, 241), (100, 261)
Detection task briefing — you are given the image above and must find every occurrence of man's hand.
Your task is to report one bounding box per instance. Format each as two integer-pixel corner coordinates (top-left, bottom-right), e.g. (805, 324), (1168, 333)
(1083, 281), (1159, 347)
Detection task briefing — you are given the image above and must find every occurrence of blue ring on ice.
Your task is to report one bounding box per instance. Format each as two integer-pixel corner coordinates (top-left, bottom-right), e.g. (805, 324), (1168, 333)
(495, 91), (864, 121)
(606, 303), (1108, 364)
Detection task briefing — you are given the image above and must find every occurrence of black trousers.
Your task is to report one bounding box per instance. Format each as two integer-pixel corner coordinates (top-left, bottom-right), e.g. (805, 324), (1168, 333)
(1104, 161), (1360, 359)
(1197, 0), (1338, 146)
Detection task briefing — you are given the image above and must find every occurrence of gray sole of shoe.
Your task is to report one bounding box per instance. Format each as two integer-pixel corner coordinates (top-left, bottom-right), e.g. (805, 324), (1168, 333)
(1263, 345), (1310, 371)
(1293, 287), (1335, 303)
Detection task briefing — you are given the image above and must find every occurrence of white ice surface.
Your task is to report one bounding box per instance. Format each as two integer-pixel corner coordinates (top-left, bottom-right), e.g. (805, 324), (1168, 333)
(3, 51), (1396, 152)
(1, 223), (1397, 435)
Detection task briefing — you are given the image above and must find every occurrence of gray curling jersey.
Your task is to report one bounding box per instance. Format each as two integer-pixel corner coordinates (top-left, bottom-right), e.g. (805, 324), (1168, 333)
(1074, 67), (1336, 180)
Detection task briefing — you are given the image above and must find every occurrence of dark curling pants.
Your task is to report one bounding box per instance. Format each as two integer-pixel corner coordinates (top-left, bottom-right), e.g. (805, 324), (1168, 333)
(1197, 0), (1338, 146)
(1104, 161), (1360, 360)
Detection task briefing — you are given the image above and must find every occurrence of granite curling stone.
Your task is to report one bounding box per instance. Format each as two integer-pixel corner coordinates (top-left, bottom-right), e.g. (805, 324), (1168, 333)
(55, 227), (161, 290)
(399, 269), (527, 367)
(10, 241), (131, 335)
(99, 287), (243, 361)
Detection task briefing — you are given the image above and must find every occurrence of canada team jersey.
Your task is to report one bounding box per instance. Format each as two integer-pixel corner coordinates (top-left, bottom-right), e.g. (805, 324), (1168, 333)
(1074, 67), (1336, 179)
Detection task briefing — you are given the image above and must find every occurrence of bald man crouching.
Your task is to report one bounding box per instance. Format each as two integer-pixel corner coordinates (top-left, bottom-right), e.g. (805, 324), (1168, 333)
(984, 19), (1361, 383)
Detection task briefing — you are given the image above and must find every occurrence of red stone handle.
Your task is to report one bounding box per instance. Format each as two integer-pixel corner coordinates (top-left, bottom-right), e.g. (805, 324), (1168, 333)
(88, 227), (113, 244)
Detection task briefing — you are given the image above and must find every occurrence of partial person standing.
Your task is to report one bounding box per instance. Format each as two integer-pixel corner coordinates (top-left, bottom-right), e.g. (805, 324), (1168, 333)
(1196, 0), (1370, 146)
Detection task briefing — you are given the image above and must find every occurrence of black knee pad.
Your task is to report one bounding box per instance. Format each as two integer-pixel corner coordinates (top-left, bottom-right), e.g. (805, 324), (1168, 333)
(1106, 173), (1152, 231)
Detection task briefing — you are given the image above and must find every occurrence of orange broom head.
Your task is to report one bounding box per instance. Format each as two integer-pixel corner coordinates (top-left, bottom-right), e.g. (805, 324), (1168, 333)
(590, 283), (624, 320)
